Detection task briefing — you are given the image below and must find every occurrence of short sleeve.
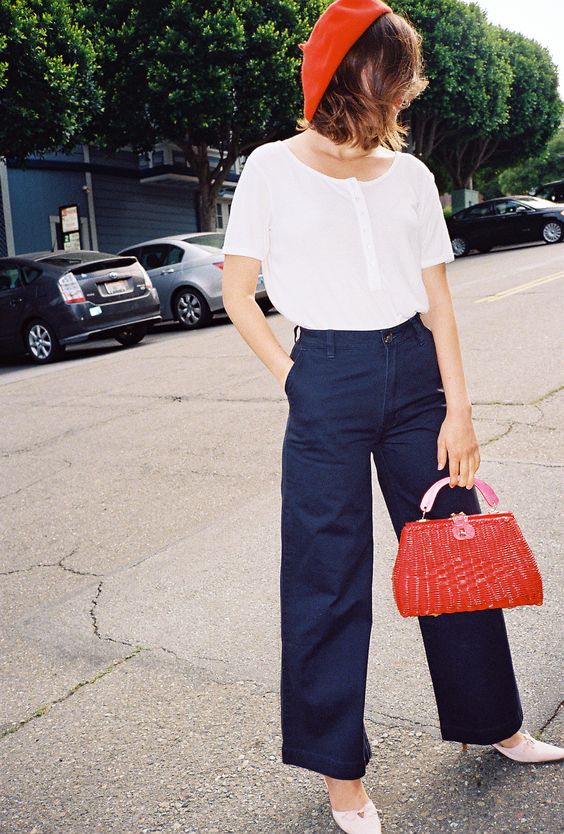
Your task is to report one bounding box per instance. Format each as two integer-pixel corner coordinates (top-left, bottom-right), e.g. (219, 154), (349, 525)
(223, 152), (271, 262)
(417, 168), (455, 268)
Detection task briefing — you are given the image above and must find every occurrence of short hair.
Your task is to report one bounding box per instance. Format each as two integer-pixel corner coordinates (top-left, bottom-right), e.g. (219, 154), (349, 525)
(296, 11), (429, 152)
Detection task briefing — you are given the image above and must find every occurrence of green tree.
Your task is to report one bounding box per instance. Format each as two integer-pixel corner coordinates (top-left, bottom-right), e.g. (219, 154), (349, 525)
(0, 0), (99, 162)
(395, 0), (562, 191)
(496, 127), (564, 196)
(83, 0), (324, 231)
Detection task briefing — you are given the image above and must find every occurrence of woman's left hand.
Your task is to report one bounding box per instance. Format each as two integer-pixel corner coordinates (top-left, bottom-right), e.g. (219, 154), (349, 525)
(437, 409), (481, 489)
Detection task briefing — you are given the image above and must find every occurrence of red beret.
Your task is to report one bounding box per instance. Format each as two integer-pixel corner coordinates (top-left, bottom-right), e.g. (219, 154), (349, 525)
(298, 0), (393, 121)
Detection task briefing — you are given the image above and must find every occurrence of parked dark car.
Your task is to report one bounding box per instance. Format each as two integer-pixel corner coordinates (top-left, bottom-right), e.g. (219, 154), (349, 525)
(0, 250), (161, 364)
(446, 196), (564, 257)
(531, 179), (564, 204)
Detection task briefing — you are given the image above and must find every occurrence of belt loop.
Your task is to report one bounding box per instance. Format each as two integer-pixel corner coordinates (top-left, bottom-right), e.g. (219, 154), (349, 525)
(326, 329), (335, 359)
(293, 324), (300, 344)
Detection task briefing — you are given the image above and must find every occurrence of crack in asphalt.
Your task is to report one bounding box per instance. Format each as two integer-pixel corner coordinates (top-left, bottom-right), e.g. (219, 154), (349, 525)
(479, 422), (515, 447)
(0, 548), (103, 578)
(0, 402), (165, 458)
(472, 383), (563, 408)
(0, 644), (146, 739)
(538, 700), (563, 736)
(0, 458), (73, 501)
(366, 708), (439, 733)
(482, 457), (563, 469)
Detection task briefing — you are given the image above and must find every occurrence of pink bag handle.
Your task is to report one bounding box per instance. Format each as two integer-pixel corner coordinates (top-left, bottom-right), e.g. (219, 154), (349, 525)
(420, 476), (499, 513)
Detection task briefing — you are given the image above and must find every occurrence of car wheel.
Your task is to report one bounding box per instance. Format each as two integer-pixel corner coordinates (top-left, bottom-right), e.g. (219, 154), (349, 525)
(24, 319), (65, 364)
(541, 220), (563, 244)
(451, 236), (470, 257)
(114, 323), (148, 346)
(173, 287), (213, 329)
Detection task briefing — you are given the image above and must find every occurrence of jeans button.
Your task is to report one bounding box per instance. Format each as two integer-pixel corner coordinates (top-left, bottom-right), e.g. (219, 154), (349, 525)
(384, 332), (393, 343)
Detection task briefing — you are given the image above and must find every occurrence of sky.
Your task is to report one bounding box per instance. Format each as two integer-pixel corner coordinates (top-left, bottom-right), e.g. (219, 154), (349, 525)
(461, 0), (564, 99)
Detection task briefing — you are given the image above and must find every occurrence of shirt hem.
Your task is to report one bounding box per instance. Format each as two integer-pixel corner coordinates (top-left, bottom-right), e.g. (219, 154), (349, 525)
(222, 248), (265, 262)
(421, 253), (455, 268)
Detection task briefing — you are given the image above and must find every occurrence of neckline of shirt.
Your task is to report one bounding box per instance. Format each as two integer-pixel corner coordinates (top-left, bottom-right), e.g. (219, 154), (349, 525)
(276, 140), (400, 186)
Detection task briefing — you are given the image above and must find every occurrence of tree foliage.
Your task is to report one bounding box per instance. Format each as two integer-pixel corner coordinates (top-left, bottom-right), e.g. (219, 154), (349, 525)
(496, 127), (564, 196)
(0, 0), (99, 162)
(0, 0), (561, 216)
(395, 0), (562, 189)
(80, 0), (325, 228)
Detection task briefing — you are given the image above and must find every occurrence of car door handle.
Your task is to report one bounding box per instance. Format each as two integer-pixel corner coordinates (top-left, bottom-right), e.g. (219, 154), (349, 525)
(161, 268), (175, 274)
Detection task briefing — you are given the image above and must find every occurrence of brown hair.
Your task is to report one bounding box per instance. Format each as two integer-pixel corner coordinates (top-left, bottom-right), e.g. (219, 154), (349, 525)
(295, 11), (428, 152)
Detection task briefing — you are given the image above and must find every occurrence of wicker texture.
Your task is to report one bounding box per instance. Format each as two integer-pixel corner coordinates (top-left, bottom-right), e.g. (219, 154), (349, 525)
(393, 511), (544, 617)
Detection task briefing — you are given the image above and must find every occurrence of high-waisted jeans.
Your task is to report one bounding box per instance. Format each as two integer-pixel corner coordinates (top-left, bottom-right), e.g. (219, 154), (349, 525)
(280, 312), (523, 780)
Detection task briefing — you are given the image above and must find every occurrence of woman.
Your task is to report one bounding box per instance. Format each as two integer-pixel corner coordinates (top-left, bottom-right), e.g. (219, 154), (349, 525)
(222, 2), (564, 831)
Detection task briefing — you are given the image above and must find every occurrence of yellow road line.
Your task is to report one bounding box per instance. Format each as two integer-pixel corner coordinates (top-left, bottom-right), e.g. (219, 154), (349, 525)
(475, 270), (564, 303)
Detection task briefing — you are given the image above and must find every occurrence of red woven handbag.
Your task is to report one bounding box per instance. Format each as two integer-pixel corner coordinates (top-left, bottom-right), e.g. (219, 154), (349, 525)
(392, 477), (544, 617)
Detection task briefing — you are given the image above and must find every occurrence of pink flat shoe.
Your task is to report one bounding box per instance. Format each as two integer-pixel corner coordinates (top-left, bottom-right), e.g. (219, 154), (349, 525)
(330, 798), (382, 833)
(465, 730), (564, 763)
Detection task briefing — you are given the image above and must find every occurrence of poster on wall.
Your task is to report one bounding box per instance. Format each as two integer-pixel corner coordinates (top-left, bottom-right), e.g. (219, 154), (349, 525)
(59, 205), (82, 251)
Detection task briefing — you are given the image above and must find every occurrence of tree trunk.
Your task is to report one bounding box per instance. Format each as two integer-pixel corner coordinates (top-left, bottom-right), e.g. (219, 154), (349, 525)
(179, 138), (238, 232)
(198, 183), (217, 232)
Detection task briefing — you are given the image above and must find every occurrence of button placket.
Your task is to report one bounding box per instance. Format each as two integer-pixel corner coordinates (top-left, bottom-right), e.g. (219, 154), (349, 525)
(349, 180), (384, 291)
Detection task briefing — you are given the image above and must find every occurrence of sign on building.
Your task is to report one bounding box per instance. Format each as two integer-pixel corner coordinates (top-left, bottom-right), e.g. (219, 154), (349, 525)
(59, 204), (82, 251)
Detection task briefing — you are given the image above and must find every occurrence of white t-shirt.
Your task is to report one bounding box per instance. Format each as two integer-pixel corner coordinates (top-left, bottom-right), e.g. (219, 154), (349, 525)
(222, 139), (454, 329)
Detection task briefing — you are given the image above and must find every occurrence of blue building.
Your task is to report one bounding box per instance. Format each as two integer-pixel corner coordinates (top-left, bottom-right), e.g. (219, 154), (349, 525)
(0, 142), (242, 256)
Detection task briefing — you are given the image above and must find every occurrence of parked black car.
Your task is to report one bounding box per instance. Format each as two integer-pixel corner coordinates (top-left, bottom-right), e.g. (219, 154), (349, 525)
(0, 250), (161, 364)
(446, 196), (564, 257)
(531, 179), (564, 204)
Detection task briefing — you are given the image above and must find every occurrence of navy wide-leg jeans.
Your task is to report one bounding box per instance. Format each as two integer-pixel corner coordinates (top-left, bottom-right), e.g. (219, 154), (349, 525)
(280, 312), (523, 779)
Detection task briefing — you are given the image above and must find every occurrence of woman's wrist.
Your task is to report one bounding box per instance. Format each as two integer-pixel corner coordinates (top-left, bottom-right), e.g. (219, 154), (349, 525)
(278, 356), (294, 389)
(445, 399), (472, 416)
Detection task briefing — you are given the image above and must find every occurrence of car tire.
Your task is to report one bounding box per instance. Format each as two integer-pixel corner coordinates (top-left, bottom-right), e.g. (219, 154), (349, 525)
(114, 323), (148, 346)
(451, 236), (470, 257)
(24, 319), (66, 364)
(173, 287), (213, 329)
(541, 220), (563, 244)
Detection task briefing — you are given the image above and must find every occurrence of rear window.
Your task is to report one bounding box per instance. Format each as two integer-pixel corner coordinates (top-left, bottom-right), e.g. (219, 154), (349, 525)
(192, 244), (224, 256)
(516, 196), (556, 209)
(39, 251), (118, 267)
(73, 257), (138, 274)
(182, 233), (225, 248)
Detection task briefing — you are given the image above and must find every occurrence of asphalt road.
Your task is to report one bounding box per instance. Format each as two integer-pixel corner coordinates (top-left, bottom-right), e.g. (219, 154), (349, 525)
(1, 240), (563, 834)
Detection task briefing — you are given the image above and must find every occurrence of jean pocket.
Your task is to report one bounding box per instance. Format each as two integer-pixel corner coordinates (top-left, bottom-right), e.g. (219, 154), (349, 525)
(411, 314), (434, 346)
(284, 345), (305, 397)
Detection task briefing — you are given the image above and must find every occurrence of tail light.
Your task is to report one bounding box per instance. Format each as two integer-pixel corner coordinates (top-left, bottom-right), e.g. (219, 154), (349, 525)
(140, 267), (153, 288)
(58, 272), (86, 303)
(213, 260), (224, 270)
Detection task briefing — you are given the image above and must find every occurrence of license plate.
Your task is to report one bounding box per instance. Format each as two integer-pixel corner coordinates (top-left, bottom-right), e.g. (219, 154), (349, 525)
(105, 279), (129, 295)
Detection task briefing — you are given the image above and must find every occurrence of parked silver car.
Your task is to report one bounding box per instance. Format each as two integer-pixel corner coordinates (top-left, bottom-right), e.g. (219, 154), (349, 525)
(118, 234), (271, 329)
